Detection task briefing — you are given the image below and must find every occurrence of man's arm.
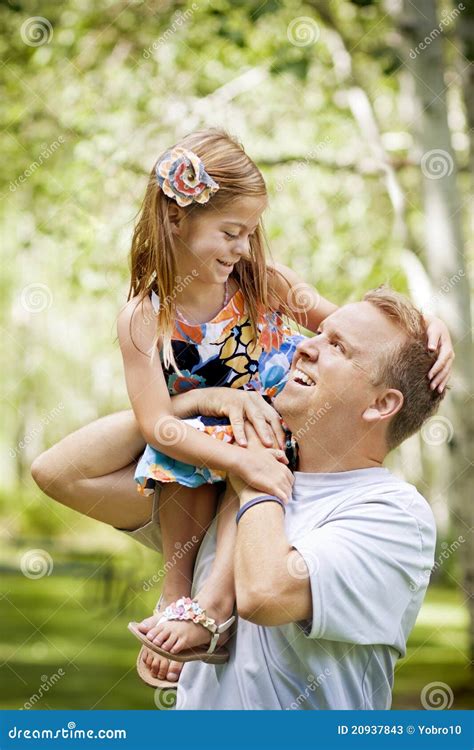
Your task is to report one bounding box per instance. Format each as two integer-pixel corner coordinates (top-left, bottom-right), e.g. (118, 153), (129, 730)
(230, 451), (313, 628)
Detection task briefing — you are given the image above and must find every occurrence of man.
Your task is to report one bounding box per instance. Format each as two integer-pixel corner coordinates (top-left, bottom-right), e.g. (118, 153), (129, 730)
(176, 287), (445, 710)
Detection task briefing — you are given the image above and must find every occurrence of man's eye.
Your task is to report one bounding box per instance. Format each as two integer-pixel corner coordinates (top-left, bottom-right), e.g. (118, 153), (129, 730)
(332, 340), (344, 352)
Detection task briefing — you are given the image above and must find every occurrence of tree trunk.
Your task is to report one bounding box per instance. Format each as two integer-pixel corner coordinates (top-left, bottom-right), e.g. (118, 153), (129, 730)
(456, 0), (474, 175)
(396, 0), (474, 669)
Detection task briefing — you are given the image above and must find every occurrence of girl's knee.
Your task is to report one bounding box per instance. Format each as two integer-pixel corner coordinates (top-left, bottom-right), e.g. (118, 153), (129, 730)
(31, 450), (55, 491)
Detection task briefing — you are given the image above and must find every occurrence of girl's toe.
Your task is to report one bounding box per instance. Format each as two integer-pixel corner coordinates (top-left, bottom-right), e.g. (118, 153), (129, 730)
(137, 615), (159, 633)
(170, 637), (185, 654)
(156, 659), (170, 680)
(159, 633), (179, 653)
(146, 626), (162, 642)
(166, 661), (182, 682)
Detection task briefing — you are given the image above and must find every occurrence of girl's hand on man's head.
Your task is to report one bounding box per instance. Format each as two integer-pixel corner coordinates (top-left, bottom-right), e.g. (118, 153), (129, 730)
(425, 316), (454, 392)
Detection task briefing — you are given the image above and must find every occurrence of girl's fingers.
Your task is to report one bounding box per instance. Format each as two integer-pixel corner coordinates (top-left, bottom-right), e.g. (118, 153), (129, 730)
(428, 346), (448, 379)
(427, 331), (439, 351)
(431, 361), (451, 389)
(269, 449), (289, 464)
(248, 412), (273, 447)
(437, 376), (449, 392)
(428, 359), (442, 380)
(229, 408), (247, 446)
(428, 346), (453, 380)
(268, 412), (286, 449)
(431, 362), (452, 391)
(429, 352), (454, 386)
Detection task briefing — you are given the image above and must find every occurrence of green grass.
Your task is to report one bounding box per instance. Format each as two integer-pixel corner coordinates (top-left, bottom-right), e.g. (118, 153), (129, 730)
(392, 586), (472, 709)
(0, 555), (471, 710)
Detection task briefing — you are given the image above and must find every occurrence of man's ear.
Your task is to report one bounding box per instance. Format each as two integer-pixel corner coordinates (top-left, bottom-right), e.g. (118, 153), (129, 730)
(362, 388), (404, 425)
(168, 203), (185, 234)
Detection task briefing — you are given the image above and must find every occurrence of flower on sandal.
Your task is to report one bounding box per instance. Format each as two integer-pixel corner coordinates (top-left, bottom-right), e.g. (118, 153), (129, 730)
(156, 147), (219, 207)
(160, 597), (216, 631)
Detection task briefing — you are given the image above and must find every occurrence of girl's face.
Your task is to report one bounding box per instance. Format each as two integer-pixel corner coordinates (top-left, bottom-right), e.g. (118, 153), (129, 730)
(174, 195), (267, 285)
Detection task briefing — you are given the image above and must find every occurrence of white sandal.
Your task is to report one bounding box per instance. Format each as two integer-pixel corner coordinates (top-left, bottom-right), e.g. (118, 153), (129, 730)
(133, 597), (178, 689)
(128, 596), (235, 665)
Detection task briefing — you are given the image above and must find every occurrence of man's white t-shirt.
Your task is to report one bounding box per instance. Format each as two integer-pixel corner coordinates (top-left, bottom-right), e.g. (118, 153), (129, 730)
(177, 467), (436, 710)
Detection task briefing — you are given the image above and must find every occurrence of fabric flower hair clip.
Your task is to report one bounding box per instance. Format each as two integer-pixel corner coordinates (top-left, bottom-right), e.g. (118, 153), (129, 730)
(155, 146), (220, 207)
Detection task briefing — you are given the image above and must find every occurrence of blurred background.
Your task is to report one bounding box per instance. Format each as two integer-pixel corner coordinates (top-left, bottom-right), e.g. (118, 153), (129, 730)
(1, 0), (472, 710)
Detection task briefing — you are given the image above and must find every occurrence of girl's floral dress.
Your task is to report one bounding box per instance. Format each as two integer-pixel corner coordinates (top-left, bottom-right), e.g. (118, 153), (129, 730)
(135, 287), (304, 495)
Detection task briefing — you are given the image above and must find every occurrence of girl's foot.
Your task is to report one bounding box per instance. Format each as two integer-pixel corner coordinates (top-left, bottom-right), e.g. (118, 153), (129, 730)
(144, 589), (235, 656)
(136, 594), (185, 683)
(141, 647), (183, 683)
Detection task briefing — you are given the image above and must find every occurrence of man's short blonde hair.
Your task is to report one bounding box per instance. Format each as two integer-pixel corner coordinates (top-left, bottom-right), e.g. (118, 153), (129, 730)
(363, 286), (447, 450)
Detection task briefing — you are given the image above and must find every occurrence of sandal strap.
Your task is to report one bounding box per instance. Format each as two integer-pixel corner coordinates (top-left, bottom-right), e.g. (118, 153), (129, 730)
(158, 597), (217, 632)
(153, 594), (164, 616)
(207, 615), (235, 655)
(158, 597), (236, 655)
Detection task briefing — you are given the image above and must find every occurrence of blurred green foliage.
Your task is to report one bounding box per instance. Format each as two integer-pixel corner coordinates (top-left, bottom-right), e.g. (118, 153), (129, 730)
(1, 0), (472, 709)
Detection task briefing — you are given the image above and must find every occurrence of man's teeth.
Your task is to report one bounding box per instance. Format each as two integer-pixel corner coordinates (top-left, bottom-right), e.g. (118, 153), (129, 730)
(293, 368), (316, 386)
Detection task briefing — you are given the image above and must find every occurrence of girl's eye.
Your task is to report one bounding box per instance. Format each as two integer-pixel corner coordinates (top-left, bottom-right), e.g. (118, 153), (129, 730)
(224, 231), (238, 239)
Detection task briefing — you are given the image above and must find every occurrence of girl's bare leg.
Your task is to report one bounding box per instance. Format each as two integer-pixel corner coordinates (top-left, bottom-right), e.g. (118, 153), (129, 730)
(138, 482), (219, 682)
(31, 410), (153, 530)
(143, 482), (238, 680)
(161, 483), (218, 601)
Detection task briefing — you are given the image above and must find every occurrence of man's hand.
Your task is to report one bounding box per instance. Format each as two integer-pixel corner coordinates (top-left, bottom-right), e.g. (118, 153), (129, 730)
(228, 423), (292, 505)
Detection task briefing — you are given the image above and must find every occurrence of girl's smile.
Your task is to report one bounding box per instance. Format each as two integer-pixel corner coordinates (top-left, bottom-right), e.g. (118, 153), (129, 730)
(174, 195), (267, 287)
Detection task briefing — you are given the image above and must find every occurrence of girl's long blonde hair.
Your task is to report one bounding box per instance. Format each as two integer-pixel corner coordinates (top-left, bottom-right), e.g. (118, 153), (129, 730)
(128, 129), (271, 370)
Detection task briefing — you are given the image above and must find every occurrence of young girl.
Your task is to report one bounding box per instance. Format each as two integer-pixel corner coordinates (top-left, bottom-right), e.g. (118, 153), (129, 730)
(31, 129), (453, 690)
(120, 129), (335, 687)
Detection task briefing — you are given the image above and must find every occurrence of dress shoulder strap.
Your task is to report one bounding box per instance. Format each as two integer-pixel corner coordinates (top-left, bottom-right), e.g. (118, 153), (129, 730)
(150, 289), (160, 314)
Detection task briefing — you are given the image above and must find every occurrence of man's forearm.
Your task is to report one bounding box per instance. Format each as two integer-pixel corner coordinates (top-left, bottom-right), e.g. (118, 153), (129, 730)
(233, 480), (312, 625)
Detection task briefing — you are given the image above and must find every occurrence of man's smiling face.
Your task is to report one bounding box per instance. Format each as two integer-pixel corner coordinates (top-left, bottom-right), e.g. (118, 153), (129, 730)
(275, 301), (407, 434)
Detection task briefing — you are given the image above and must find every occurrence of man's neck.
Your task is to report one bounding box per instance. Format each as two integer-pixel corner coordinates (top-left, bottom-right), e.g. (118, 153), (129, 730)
(296, 439), (384, 474)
